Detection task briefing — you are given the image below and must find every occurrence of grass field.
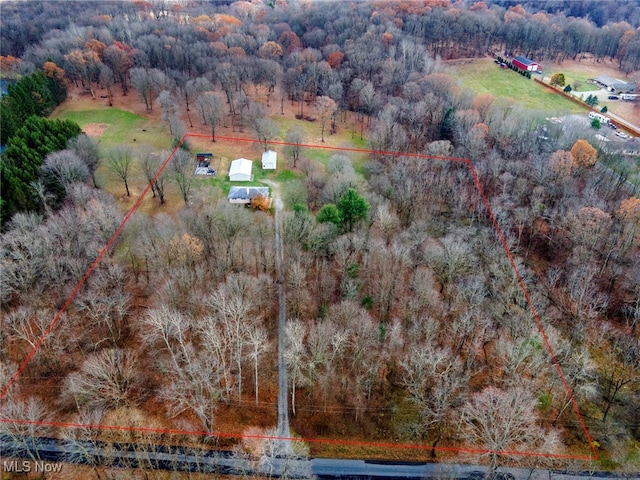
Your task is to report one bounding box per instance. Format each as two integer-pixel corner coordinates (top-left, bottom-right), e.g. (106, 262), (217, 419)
(54, 106), (171, 150)
(454, 58), (585, 115)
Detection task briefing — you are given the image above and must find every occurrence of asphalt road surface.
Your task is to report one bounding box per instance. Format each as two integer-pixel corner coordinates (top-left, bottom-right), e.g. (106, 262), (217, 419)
(2, 435), (638, 479)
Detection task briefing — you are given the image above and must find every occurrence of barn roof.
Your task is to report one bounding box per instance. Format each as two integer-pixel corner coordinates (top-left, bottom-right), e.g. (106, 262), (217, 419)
(513, 56), (537, 66)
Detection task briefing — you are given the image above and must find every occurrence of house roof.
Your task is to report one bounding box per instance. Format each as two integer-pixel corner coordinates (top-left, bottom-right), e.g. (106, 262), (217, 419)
(228, 186), (269, 200)
(262, 150), (277, 165)
(229, 158), (253, 177)
(593, 75), (635, 90)
(513, 56), (537, 66)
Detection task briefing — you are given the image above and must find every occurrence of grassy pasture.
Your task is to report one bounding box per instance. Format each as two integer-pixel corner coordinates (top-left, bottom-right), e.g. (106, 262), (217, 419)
(454, 58), (584, 115)
(54, 106), (170, 150)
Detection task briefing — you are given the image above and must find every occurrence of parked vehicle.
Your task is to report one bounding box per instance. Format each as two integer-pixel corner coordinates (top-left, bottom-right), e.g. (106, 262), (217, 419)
(589, 111), (610, 124)
(608, 95), (619, 100)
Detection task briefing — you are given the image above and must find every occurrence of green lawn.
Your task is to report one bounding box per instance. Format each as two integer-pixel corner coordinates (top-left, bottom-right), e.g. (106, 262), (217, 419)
(454, 59), (584, 115)
(53, 107), (171, 150)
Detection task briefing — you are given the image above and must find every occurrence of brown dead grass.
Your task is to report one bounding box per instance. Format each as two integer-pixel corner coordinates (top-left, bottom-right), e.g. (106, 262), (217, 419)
(82, 123), (109, 137)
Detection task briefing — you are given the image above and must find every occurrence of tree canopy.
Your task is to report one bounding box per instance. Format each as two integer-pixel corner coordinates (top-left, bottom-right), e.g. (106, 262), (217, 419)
(1, 116), (81, 224)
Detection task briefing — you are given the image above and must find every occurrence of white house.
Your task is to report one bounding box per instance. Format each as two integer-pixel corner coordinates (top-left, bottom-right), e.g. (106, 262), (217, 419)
(228, 158), (253, 181)
(262, 150), (277, 170)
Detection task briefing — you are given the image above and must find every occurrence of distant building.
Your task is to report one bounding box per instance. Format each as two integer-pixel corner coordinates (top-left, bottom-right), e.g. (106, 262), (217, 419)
(591, 75), (636, 93)
(262, 150), (277, 170)
(512, 56), (541, 72)
(196, 152), (212, 165)
(228, 186), (269, 204)
(228, 158), (253, 181)
(194, 152), (216, 175)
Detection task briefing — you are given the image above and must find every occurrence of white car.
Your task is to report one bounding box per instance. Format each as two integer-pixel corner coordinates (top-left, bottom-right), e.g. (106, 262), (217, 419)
(615, 131), (630, 139)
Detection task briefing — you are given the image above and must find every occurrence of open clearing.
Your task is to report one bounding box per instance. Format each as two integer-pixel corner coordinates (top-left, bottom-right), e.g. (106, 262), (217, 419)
(53, 106), (170, 150)
(50, 84), (367, 216)
(454, 57), (640, 126)
(453, 57), (584, 115)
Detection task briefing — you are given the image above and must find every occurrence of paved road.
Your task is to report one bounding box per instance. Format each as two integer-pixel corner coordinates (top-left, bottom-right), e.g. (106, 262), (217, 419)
(2, 435), (639, 479)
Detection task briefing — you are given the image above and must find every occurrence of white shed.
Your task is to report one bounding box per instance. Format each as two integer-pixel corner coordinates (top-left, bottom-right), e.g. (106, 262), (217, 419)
(262, 150), (277, 170)
(228, 158), (253, 181)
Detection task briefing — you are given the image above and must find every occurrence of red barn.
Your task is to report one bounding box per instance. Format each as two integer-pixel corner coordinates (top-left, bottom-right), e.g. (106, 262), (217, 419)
(512, 56), (541, 72)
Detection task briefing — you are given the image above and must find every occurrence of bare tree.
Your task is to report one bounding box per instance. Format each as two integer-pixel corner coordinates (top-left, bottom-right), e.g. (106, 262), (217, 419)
(285, 319), (308, 416)
(250, 106), (279, 151)
(157, 90), (177, 125)
(62, 408), (115, 478)
(105, 146), (134, 196)
(401, 345), (466, 458)
(598, 327), (640, 423)
(566, 262), (609, 320)
(207, 273), (261, 401)
(159, 356), (221, 434)
(284, 126), (306, 168)
(460, 386), (561, 479)
(129, 67), (153, 111)
(63, 348), (139, 410)
(314, 95), (337, 142)
(75, 263), (132, 345)
(143, 305), (194, 374)
(138, 146), (169, 204)
(428, 236), (476, 298)
(68, 134), (101, 188)
(247, 324), (271, 406)
(182, 77), (212, 127)
(41, 149), (90, 202)
(0, 397), (53, 463)
(99, 63), (115, 106)
(364, 238), (410, 322)
(259, 429), (313, 480)
(197, 91), (225, 142)
(171, 148), (194, 204)
(4, 306), (72, 375)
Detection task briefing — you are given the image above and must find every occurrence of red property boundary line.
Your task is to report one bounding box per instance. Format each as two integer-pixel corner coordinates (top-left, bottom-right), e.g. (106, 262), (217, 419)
(0, 134), (598, 462)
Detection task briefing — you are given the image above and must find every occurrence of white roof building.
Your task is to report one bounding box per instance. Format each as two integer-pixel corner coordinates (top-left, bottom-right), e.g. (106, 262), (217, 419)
(228, 158), (253, 181)
(262, 150), (277, 170)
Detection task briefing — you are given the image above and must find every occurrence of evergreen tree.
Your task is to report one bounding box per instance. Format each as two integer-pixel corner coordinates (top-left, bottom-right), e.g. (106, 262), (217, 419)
(337, 188), (369, 232)
(1, 117), (81, 224)
(0, 71), (65, 144)
(317, 203), (342, 226)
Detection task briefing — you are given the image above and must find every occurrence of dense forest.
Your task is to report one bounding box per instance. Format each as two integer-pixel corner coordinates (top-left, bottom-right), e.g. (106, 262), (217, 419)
(1, 1), (639, 478)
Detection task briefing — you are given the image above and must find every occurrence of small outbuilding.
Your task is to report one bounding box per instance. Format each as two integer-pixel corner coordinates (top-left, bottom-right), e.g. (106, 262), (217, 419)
(262, 150), (277, 170)
(228, 158), (253, 181)
(512, 56), (541, 72)
(228, 186), (269, 204)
